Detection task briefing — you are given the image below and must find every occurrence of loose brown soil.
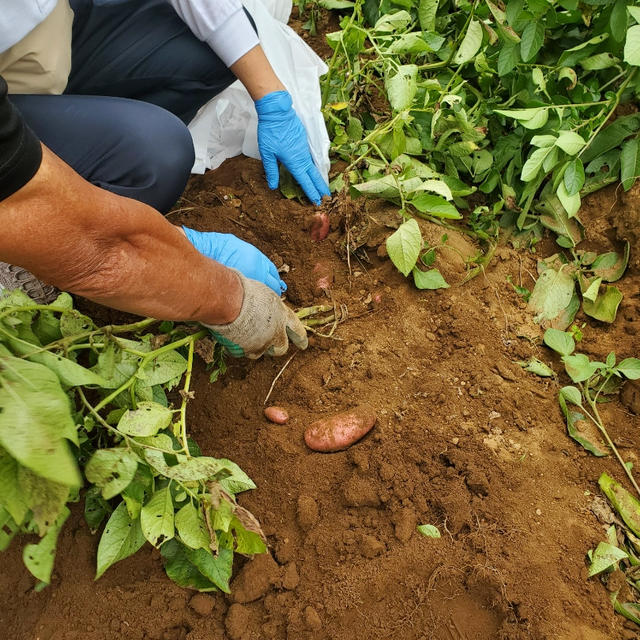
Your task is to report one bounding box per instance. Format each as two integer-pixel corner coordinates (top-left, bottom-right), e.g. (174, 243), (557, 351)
(1, 157), (639, 640)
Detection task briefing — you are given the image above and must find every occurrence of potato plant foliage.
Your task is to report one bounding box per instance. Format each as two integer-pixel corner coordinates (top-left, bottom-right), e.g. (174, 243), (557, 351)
(0, 290), (265, 591)
(319, 0), (640, 286)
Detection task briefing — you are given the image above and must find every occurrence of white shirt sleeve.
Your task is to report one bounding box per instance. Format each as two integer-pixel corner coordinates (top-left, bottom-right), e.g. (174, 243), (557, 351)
(167, 0), (260, 68)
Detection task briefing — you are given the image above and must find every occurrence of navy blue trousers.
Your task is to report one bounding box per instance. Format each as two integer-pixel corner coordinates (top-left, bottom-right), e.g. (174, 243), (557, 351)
(9, 0), (239, 213)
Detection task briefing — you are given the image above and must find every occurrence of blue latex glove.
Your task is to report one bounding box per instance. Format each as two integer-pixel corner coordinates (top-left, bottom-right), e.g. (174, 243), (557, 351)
(182, 227), (286, 295)
(255, 90), (331, 206)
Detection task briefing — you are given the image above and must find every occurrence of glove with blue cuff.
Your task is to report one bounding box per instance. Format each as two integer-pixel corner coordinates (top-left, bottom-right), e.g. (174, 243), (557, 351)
(255, 90), (331, 206)
(183, 226), (286, 295)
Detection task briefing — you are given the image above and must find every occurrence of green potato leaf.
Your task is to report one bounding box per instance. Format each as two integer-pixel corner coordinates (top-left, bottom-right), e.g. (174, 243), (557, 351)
(117, 402), (172, 437)
(85, 448), (139, 500)
(417, 524), (441, 538)
(528, 267), (576, 325)
(591, 243), (630, 282)
(386, 219), (422, 276)
(23, 506), (70, 584)
(562, 353), (603, 383)
(520, 21), (545, 62)
(412, 268), (450, 290)
(175, 502), (211, 551)
(624, 25), (640, 66)
(588, 541), (628, 577)
(0, 356), (81, 487)
(96, 502), (146, 579)
(160, 538), (218, 592)
(617, 358), (640, 380)
(582, 285), (623, 323)
(543, 328), (575, 356)
(454, 19), (483, 64)
(140, 487), (175, 547)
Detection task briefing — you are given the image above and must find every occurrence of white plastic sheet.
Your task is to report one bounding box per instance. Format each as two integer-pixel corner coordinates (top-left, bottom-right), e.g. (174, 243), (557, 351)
(188, 0), (330, 182)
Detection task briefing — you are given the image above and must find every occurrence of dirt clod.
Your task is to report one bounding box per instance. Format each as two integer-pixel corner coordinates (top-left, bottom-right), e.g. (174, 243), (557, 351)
(225, 603), (252, 640)
(281, 562), (300, 590)
(303, 605), (323, 631)
(393, 508), (417, 543)
(343, 476), (381, 507)
(296, 495), (319, 530)
(230, 553), (278, 603)
(188, 593), (215, 616)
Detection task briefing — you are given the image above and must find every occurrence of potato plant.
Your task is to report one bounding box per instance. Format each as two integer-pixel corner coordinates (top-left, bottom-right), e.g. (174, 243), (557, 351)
(319, 0), (640, 276)
(0, 290), (265, 591)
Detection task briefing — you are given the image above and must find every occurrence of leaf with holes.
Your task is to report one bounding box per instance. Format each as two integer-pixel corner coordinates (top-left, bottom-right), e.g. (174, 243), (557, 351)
(96, 502), (146, 579)
(140, 487), (175, 547)
(85, 448), (139, 500)
(117, 402), (172, 437)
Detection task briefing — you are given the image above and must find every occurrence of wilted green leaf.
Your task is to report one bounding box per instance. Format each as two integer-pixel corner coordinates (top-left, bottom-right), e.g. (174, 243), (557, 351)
(588, 541), (628, 577)
(528, 267), (576, 325)
(385, 64), (418, 111)
(418, 0), (438, 31)
(591, 242), (630, 282)
(558, 394), (607, 456)
(582, 285), (623, 323)
(599, 473), (640, 537)
(0, 357), (81, 487)
(519, 358), (555, 377)
(560, 386), (582, 406)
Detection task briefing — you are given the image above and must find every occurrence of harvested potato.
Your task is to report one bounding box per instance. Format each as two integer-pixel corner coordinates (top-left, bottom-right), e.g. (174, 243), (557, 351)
(312, 261), (334, 293)
(310, 212), (330, 242)
(304, 405), (376, 452)
(264, 406), (289, 424)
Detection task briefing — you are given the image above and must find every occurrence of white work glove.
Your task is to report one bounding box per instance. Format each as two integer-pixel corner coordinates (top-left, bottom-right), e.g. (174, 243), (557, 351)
(205, 271), (308, 359)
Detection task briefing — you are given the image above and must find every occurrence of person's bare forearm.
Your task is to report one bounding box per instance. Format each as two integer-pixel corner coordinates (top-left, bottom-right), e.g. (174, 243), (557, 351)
(0, 146), (242, 325)
(230, 44), (285, 101)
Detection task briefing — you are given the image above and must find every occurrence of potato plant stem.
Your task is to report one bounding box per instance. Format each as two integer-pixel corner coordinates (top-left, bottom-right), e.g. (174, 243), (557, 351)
(178, 339), (196, 456)
(580, 378), (640, 499)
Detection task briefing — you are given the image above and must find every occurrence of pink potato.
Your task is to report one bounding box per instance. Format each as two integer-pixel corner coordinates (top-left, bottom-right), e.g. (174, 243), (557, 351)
(264, 406), (289, 424)
(304, 405), (377, 452)
(310, 212), (330, 242)
(313, 261), (334, 293)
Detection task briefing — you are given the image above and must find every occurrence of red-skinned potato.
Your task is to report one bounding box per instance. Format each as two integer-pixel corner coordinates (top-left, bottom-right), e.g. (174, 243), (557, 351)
(304, 405), (377, 452)
(310, 212), (330, 242)
(264, 406), (289, 424)
(313, 261), (334, 293)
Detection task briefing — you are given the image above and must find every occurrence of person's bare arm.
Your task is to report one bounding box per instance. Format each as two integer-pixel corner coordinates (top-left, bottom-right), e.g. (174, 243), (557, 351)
(230, 44), (285, 101)
(0, 145), (242, 325)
